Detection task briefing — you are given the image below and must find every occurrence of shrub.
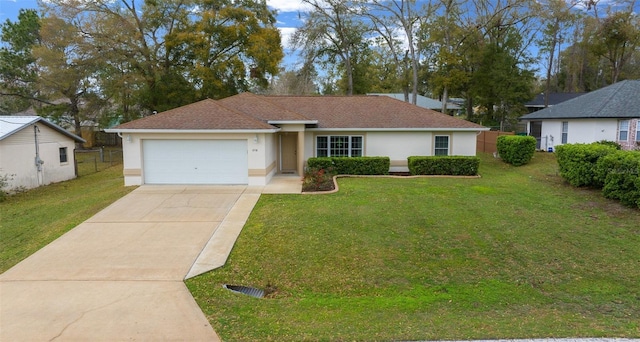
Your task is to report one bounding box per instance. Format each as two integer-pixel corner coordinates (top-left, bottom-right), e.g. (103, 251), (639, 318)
(306, 157), (390, 175)
(595, 150), (640, 207)
(555, 143), (619, 187)
(302, 167), (335, 192)
(595, 140), (622, 150)
(408, 156), (480, 176)
(0, 174), (13, 202)
(306, 157), (334, 171)
(496, 135), (536, 166)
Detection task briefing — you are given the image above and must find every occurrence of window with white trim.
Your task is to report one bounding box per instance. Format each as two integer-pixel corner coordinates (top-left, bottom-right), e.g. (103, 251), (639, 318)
(434, 136), (449, 156)
(316, 136), (363, 157)
(636, 121), (640, 142)
(59, 147), (68, 163)
(561, 121), (568, 144)
(619, 120), (629, 141)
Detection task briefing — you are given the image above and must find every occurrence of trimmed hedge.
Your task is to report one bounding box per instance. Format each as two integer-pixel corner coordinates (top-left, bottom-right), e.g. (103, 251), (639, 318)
(555, 143), (619, 187)
(306, 156), (390, 175)
(408, 156), (480, 176)
(595, 150), (640, 208)
(496, 135), (536, 166)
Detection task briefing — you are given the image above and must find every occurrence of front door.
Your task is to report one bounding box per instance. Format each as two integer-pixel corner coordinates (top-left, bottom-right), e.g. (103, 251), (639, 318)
(280, 134), (297, 173)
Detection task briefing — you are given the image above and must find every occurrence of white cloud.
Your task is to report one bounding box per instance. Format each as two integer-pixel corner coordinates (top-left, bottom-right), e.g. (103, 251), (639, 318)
(278, 27), (298, 49)
(267, 0), (311, 13)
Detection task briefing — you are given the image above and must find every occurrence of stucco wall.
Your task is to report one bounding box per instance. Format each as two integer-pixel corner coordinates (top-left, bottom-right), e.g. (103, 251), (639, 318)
(537, 119), (630, 151)
(303, 130), (480, 172)
(0, 123), (77, 191)
(122, 132), (271, 186)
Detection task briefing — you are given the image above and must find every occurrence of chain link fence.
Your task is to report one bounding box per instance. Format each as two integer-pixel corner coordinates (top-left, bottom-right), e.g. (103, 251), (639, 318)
(75, 148), (123, 176)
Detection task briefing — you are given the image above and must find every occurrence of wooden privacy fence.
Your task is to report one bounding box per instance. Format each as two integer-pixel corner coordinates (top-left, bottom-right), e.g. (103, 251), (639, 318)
(476, 131), (514, 154)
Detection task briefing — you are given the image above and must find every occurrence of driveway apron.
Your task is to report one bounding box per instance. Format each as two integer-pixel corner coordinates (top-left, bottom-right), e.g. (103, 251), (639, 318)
(0, 185), (261, 341)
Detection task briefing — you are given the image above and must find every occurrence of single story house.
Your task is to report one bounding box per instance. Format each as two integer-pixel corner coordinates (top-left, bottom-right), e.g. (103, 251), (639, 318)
(519, 80), (640, 151)
(106, 93), (488, 186)
(0, 116), (86, 191)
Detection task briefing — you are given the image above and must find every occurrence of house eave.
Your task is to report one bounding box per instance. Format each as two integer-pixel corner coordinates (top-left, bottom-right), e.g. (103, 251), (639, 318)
(104, 128), (281, 134)
(520, 116), (640, 121)
(0, 117), (85, 143)
(306, 127), (489, 132)
(268, 120), (318, 125)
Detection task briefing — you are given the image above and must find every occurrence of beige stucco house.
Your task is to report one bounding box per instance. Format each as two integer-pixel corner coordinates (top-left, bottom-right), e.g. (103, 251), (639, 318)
(106, 93), (488, 186)
(0, 116), (85, 191)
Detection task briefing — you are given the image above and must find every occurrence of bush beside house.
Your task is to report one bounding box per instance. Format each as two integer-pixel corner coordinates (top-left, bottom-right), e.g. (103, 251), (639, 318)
(408, 156), (480, 176)
(595, 151), (640, 207)
(556, 143), (640, 209)
(306, 157), (390, 175)
(496, 135), (536, 166)
(555, 143), (619, 187)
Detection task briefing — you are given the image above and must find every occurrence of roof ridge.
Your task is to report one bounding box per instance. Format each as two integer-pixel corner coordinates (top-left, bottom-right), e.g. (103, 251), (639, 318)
(590, 81), (625, 117)
(253, 94), (313, 120)
(201, 98), (279, 128)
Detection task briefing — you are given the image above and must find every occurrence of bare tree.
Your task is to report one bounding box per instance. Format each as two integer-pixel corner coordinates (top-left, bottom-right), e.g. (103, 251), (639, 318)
(291, 0), (369, 95)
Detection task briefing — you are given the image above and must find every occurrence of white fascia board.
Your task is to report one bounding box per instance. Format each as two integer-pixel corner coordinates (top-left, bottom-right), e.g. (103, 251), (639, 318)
(306, 127), (490, 132)
(268, 120), (318, 125)
(104, 128), (281, 134)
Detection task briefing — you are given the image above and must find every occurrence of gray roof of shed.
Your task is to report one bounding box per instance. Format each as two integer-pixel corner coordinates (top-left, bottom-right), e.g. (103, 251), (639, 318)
(0, 116), (85, 142)
(520, 80), (640, 120)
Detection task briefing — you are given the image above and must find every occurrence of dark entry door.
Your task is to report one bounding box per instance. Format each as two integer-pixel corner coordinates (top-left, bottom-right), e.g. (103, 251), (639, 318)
(530, 121), (542, 149)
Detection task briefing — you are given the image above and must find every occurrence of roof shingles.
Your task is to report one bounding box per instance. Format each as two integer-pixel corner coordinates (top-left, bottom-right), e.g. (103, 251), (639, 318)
(114, 94), (486, 130)
(520, 80), (640, 120)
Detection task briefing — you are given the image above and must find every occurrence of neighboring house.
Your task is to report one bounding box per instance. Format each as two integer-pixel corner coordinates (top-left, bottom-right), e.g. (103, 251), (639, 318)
(106, 93), (488, 186)
(368, 93), (462, 114)
(524, 92), (584, 113)
(519, 80), (640, 151)
(0, 116), (85, 191)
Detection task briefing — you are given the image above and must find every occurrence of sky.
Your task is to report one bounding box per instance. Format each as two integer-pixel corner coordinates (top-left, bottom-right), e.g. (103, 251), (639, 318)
(2, 0), (639, 76)
(0, 0), (308, 68)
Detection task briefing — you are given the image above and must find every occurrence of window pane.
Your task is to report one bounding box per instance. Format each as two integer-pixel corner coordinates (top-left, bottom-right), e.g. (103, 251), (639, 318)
(619, 120), (629, 141)
(316, 136), (328, 157)
(434, 136), (449, 156)
(561, 122), (568, 144)
(59, 147), (68, 163)
(351, 136), (363, 157)
(330, 136), (349, 157)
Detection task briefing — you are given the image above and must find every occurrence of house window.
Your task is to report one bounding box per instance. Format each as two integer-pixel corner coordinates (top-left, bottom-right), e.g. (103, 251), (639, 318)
(561, 121), (568, 144)
(636, 122), (640, 142)
(619, 120), (629, 141)
(59, 147), (68, 163)
(434, 136), (449, 156)
(316, 136), (363, 157)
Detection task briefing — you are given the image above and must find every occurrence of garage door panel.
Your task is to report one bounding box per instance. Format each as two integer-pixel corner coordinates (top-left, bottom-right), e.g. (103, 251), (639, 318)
(143, 140), (248, 184)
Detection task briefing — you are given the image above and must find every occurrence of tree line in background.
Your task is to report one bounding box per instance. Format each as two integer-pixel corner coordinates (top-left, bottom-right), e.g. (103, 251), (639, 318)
(1, 0), (639, 134)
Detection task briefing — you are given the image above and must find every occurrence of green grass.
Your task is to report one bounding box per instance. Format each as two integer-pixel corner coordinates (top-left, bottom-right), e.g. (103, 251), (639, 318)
(187, 152), (640, 341)
(0, 165), (134, 273)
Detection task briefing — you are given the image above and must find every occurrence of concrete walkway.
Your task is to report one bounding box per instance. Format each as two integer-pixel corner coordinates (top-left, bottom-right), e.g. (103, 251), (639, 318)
(0, 177), (301, 341)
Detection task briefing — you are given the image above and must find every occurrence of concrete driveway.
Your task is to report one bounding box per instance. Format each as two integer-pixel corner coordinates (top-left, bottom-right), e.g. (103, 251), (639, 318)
(0, 182), (296, 341)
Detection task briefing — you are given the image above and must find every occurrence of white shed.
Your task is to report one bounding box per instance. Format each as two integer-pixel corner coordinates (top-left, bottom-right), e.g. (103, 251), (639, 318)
(0, 116), (85, 191)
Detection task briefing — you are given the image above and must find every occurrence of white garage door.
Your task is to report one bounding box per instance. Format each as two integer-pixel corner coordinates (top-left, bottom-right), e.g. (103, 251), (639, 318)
(143, 140), (248, 184)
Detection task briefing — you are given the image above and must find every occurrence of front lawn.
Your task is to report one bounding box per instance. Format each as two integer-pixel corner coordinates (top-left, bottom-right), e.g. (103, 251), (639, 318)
(0, 165), (134, 273)
(187, 152), (640, 341)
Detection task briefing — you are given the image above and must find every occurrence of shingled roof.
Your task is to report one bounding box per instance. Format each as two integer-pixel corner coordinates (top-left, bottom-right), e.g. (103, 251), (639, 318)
(520, 80), (640, 120)
(113, 94), (486, 131)
(263, 95), (482, 129)
(114, 98), (276, 130)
